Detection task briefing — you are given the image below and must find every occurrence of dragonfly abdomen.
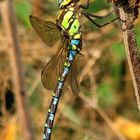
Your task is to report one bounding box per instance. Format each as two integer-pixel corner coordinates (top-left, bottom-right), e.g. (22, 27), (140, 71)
(43, 38), (81, 140)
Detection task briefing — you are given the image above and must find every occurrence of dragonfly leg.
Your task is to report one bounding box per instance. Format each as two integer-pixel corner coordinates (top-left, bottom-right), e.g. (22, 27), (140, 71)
(84, 14), (122, 28)
(82, 4), (122, 19)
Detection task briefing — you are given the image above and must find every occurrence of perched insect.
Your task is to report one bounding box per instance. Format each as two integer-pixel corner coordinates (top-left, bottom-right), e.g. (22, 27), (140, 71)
(29, 0), (123, 139)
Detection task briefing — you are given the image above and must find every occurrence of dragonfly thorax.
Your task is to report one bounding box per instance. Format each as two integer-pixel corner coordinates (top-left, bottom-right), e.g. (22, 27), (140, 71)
(56, 2), (81, 39)
(58, 0), (79, 8)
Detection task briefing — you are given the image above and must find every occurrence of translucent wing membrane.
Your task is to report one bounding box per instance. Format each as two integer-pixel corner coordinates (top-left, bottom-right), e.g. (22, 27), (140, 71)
(29, 15), (61, 47)
(41, 39), (67, 90)
(41, 39), (84, 94)
(68, 54), (84, 94)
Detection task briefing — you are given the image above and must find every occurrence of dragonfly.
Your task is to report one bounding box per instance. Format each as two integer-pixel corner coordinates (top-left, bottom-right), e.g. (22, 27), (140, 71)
(29, 0), (123, 139)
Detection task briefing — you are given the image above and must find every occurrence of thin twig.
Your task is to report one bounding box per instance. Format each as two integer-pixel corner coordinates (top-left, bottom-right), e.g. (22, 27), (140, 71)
(79, 94), (127, 140)
(27, 73), (41, 97)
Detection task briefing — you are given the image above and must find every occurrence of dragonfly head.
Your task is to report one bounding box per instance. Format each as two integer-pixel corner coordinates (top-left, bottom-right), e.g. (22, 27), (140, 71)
(58, 0), (79, 8)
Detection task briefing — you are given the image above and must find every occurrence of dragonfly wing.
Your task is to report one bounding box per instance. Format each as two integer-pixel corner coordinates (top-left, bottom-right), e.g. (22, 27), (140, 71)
(41, 36), (84, 94)
(68, 54), (85, 95)
(30, 15), (61, 47)
(41, 39), (67, 90)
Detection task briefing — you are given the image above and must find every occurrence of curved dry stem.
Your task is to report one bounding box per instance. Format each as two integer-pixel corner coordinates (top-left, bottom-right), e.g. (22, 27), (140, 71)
(117, 6), (140, 110)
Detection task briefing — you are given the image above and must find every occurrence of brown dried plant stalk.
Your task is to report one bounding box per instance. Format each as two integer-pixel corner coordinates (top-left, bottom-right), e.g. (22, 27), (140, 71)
(0, 0), (35, 139)
(117, 3), (140, 110)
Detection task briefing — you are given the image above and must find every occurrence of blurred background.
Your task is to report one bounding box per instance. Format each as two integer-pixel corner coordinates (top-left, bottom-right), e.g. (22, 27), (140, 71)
(0, 0), (140, 140)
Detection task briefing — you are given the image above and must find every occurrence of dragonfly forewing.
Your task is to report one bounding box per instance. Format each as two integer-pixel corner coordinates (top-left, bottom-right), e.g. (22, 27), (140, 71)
(30, 15), (61, 47)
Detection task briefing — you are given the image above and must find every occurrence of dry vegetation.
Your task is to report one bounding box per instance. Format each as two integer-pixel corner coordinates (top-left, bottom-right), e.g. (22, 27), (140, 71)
(0, 0), (140, 140)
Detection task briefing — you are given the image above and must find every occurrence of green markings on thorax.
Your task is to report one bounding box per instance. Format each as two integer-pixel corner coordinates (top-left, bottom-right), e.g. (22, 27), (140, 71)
(68, 19), (80, 35)
(57, 7), (81, 37)
(62, 10), (74, 29)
